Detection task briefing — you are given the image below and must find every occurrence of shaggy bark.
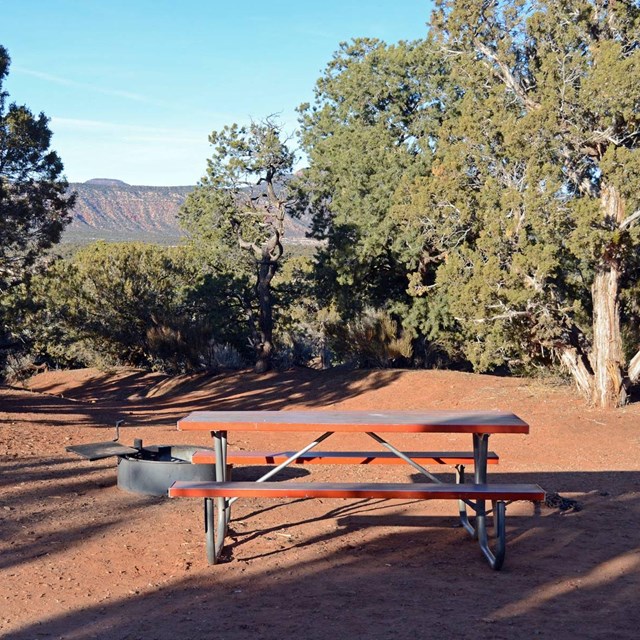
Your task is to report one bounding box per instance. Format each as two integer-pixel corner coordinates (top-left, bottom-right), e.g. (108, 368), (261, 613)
(590, 267), (626, 407)
(588, 185), (628, 408)
(252, 233), (282, 374)
(559, 347), (594, 401)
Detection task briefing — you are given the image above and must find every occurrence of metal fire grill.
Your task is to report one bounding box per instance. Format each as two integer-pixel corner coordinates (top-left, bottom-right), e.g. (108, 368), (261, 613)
(66, 422), (217, 497)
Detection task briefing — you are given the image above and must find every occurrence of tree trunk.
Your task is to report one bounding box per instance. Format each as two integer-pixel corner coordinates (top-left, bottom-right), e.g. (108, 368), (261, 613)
(253, 258), (276, 374)
(591, 267), (626, 407)
(559, 346), (593, 401)
(590, 185), (627, 408)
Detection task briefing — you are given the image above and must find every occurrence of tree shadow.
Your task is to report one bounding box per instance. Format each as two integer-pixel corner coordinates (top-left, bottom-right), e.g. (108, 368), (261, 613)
(230, 466), (310, 481)
(0, 456), (157, 573)
(3, 471), (638, 640)
(1, 367), (406, 430)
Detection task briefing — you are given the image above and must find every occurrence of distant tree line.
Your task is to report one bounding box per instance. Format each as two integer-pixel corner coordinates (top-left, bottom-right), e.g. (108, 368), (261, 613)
(2, 1), (640, 409)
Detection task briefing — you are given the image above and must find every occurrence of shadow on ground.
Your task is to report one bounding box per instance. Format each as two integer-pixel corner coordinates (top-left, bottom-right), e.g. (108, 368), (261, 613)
(3, 471), (639, 640)
(1, 368), (405, 429)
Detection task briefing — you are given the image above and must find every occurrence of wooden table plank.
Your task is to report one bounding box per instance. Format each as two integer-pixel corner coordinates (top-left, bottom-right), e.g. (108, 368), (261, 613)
(169, 480), (544, 501)
(191, 449), (501, 465)
(177, 410), (529, 434)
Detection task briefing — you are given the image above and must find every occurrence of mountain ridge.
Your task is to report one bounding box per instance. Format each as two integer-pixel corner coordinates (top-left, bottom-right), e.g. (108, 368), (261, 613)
(64, 179), (311, 244)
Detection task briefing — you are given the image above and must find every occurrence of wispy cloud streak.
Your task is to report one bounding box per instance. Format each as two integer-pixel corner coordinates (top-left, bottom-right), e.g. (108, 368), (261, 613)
(51, 117), (206, 144)
(14, 67), (152, 103)
(14, 66), (234, 120)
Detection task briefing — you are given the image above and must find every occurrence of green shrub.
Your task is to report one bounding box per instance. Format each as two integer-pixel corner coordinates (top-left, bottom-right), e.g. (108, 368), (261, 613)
(12, 241), (250, 373)
(326, 307), (413, 368)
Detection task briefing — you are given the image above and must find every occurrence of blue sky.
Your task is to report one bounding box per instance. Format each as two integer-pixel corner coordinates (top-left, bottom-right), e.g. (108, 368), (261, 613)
(1, 1), (432, 185)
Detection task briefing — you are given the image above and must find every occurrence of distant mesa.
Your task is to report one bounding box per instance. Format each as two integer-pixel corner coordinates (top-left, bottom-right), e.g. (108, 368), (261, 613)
(64, 177), (312, 245)
(84, 178), (130, 187)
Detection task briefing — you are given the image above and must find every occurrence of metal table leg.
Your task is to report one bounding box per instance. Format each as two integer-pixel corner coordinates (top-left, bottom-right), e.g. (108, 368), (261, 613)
(455, 464), (475, 536)
(202, 430), (230, 564)
(205, 431), (335, 563)
(472, 432), (507, 567)
(213, 430), (231, 525)
(473, 433), (489, 535)
(477, 500), (506, 570)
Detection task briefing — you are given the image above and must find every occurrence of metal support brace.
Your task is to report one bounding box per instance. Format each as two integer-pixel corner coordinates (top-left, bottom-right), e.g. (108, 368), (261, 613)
(367, 432), (483, 519)
(204, 431), (335, 564)
(227, 431), (334, 507)
(365, 432), (443, 484)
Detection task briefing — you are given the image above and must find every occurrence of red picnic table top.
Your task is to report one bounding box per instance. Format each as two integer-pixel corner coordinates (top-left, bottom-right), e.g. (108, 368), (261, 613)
(177, 410), (529, 434)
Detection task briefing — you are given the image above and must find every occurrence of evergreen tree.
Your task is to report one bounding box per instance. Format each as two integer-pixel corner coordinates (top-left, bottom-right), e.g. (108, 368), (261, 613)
(180, 119), (296, 373)
(19, 242), (246, 372)
(296, 38), (438, 317)
(396, 0), (640, 407)
(0, 45), (74, 352)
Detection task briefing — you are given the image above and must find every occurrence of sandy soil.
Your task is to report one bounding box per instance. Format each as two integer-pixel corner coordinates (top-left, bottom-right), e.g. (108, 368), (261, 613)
(1, 366), (639, 639)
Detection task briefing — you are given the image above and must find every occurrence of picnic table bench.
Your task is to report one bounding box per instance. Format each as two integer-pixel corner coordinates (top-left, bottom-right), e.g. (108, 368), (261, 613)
(169, 410), (544, 570)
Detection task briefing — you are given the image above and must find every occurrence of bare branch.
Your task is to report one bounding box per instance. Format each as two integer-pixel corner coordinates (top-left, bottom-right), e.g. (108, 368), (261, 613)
(620, 209), (640, 231)
(559, 346), (593, 400)
(263, 228), (282, 258)
(236, 211), (276, 218)
(233, 222), (261, 258)
(456, 309), (530, 324)
(474, 40), (540, 112)
(628, 348), (640, 383)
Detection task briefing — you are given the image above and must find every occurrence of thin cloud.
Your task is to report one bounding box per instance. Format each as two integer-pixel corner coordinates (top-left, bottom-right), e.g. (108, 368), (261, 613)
(14, 67), (151, 103)
(52, 117), (166, 134)
(14, 66), (229, 119)
(52, 117), (137, 131)
(18, 67), (290, 128)
(123, 134), (204, 144)
(52, 116), (206, 143)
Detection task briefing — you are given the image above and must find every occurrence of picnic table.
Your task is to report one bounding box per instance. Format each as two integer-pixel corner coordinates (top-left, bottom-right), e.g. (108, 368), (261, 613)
(169, 410), (544, 570)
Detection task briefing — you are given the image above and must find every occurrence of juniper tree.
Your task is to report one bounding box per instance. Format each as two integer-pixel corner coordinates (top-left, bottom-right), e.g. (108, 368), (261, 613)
(0, 45), (75, 356)
(395, 0), (640, 407)
(296, 38), (437, 317)
(180, 119), (295, 373)
(15, 242), (247, 372)
(0, 47), (74, 288)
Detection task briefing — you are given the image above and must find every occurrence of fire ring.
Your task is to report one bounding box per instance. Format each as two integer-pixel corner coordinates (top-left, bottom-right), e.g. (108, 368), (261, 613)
(117, 445), (216, 496)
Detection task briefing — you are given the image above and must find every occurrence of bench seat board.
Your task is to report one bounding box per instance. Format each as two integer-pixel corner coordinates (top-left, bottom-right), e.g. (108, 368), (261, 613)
(191, 449), (499, 466)
(169, 481), (545, 502)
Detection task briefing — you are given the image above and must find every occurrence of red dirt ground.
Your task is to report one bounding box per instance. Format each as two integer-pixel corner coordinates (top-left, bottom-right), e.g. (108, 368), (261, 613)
(1, 367), (638, 639)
